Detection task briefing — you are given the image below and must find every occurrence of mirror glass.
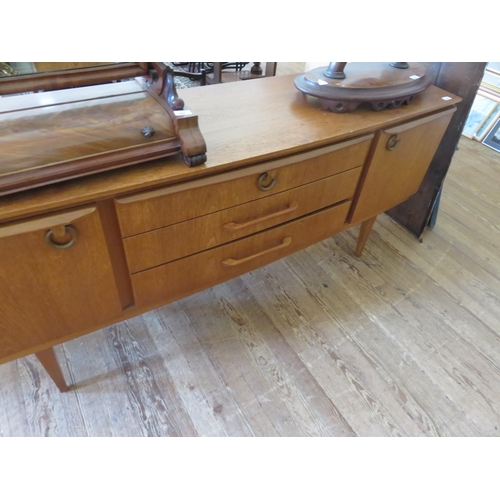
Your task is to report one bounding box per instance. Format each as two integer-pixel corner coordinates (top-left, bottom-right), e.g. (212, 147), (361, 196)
(1, 62), (116, 77)
(0, 62), (148, 96)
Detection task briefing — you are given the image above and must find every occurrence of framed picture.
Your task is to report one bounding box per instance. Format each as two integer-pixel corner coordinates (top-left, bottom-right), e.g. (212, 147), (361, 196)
(462, 92), (499, 139)
(481, 64), (500, 95)
(474, 106), (500, 141)
(482, 117), (500, 153)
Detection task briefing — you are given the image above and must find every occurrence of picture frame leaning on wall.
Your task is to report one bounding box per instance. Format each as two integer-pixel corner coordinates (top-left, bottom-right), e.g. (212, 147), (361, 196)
(474, 108), (500, 142)
(482, 117), (500, 153)
(462, 90), (499, 139)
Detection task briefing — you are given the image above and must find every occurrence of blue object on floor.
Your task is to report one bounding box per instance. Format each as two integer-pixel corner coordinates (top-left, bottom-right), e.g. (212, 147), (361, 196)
(428, 185), (443, 228)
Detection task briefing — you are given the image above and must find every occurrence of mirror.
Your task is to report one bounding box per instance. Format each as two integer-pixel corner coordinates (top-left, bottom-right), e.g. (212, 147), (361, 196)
(1, 62), (117, 76)
(0, 62), (149, 95)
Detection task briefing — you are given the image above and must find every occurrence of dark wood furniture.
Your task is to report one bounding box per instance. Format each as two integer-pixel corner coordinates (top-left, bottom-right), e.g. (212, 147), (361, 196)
(207, 62), (277, 84)
(0, 62), (207, 195)
(295, 62), (432, 113)
(0, 73), (460, 392)
(170, 63), (207, 85)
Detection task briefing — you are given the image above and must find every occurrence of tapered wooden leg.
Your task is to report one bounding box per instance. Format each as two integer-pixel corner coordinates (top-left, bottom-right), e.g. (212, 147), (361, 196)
(35, 347), (70, 392)
(356, 216), (377, 256)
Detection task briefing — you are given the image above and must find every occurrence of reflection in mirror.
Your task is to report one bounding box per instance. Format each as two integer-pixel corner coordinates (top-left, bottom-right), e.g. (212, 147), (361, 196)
(0, 62), (149, 96)
(1, 62), (20, 76)
(1, 62), (115, 78)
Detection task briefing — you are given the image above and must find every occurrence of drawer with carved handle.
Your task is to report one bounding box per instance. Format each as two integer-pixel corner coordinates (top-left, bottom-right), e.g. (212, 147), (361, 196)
(123, 167), (361, 273)
(115, 135), (372, 237)
(130, 201), (351, 309)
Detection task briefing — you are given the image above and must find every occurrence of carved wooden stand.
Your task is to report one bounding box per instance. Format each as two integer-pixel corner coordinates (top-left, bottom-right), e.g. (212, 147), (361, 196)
(295, 62), (432, 113)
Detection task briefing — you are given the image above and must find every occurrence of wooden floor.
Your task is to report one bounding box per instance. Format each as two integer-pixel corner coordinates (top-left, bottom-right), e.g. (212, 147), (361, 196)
(2, 69), (500, 436)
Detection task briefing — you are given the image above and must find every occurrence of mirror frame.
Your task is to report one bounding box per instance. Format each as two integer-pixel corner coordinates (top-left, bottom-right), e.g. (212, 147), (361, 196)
(0, 62), (149, 95)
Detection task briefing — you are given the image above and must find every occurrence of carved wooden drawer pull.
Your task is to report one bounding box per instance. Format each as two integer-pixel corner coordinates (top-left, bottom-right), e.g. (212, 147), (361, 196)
(257, 172), (277, 191)
(386, 134), (400, 151)
(45, 225), (77, 250)
(223, 202), (299, 231)
(222, 237), (292, 266)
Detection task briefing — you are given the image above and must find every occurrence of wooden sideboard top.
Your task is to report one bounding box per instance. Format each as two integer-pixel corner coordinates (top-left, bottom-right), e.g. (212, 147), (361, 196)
(0, 74), (461, 223)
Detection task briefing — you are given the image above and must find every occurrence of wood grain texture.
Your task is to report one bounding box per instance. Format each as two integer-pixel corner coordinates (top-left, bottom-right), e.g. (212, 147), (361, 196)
(130, 202), (351, 309)
(0, 207), (122, 362)
(355, 216), (377, 256)
(1, 91), (176, 172)
(96, 199), (135, 310)
(0, 206), (95, 238)
(115, 138), (370, 237)
(348, 108), (455, 224)
(0, 82), (181, 196)
(0, 78), (459, 225)
(0, 60), (494, 437)
(123, 168), (361, 272)
(1, 137), (497, 437)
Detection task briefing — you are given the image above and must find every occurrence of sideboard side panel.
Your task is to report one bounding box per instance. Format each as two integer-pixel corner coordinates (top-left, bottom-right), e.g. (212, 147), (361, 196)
(386, 62), (487, 238)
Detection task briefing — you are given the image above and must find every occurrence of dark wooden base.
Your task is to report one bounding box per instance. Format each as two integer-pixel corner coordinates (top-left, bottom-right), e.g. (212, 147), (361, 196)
(295, 62), (432, 113)
(185, 153), (208, 167)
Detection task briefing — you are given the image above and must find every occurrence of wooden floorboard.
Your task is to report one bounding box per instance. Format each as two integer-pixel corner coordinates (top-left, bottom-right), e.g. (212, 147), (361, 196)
(1, 67), (500, 436)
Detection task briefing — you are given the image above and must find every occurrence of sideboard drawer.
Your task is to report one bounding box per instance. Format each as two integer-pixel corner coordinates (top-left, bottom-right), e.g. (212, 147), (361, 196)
(123, 167), (361, 273)
(115, 135), (372, 237)
(131, 201), (351, 309)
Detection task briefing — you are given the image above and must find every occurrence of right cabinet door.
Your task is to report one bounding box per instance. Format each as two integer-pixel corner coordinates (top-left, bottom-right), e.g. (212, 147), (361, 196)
(348, 107), (456, 225)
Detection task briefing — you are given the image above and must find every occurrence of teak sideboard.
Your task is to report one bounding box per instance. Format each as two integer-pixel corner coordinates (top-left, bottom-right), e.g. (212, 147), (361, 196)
(0, 74), (461, 391)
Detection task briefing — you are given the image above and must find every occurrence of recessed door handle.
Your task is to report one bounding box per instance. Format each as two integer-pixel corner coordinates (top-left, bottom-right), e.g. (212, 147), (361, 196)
(386, 134), (400, 151)
(223, 202), (299, 231)
(45, 225), (77, 250)
(257, 172), (277, 191)
(222, 237), (292, 266)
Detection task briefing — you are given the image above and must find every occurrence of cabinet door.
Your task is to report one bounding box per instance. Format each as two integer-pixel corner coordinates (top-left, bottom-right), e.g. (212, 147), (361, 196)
(348, 108), (456, 225)
(0, 206), (122, 362)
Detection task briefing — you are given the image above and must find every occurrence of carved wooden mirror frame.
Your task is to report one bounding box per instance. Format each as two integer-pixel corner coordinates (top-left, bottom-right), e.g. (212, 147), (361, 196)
(0, 62), (207, 196)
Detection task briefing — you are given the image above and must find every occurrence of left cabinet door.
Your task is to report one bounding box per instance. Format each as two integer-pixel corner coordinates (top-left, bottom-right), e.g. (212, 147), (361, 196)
(0, 206), (123, 362)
